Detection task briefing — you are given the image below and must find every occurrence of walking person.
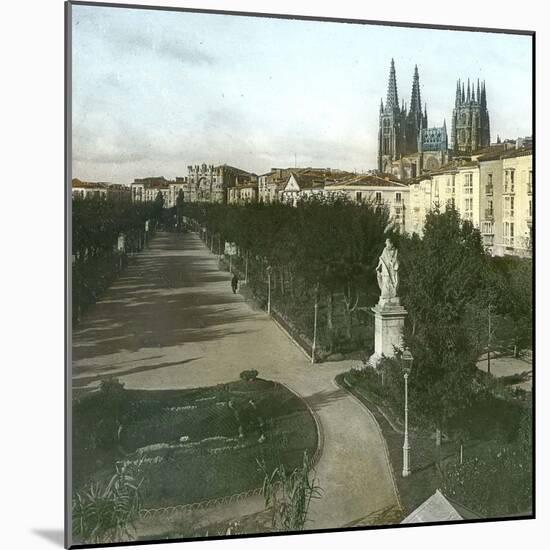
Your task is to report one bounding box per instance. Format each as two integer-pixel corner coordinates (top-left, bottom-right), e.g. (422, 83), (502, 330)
(231, 273), (239, 294)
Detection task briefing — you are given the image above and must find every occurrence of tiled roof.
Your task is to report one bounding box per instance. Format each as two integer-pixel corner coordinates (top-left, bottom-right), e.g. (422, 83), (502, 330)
(219, 164), (256, 177)
(72, 179), (109, 189)
(327, 173), (407, 188)
(478, 146), (532, 162)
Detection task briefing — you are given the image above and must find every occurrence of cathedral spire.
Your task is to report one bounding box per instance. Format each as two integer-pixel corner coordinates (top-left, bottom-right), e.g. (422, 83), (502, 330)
(481, 80), (487, 108)
(461, 82), (465, 103)
(409, 64), (422, 117)
(476, 79), (481, 103)
(455, 80), (461, 106)
(385, 58), (399, 110)
(467, 78), (471, 102)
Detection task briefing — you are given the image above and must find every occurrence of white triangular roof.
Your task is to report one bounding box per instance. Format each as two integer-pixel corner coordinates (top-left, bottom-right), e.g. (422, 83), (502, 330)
(401, 490), (464, 524)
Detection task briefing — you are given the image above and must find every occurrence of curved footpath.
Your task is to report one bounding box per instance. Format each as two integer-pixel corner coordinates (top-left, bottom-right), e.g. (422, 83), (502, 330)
(72, 231), (399, 531)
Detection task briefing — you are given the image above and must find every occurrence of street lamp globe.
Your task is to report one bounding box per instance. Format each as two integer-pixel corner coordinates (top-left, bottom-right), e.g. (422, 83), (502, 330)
(402, 347), (414, 375)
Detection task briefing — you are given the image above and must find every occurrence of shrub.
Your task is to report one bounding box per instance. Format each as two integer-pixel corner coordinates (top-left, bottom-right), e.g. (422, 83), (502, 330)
(240, 369), (259, 382)
(72, 459), (144, 544)
(258, 451), (322, 531)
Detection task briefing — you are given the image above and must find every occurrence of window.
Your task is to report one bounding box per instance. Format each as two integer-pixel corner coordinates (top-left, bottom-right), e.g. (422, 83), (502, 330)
(486, 173), (493, 195)
(447, 177), (455, 195)
(485, 199), (494, 220)
(504, 196), (515, 218)
(528, 171), (533, 194)
(356, 191), (363, 203)
(504, 170), (515, 193)
(375, 192), (382, 203)
(528, 199), (532, 218)
(395, 192), (402, 203)
(481, 221), (494, 235)
(503, 221), (515, 246)
(464, 173), (473, 195)
(448, 197), (456, 209)
(464, 197), (473, 219)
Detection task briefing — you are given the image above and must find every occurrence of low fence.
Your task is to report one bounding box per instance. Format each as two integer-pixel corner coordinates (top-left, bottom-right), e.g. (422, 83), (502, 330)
(139, 487), (263, 519)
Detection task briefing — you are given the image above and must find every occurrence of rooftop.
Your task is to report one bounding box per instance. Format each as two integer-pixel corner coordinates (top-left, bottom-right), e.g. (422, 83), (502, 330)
(72, 178), (110, 189)
(327, 173), (407, 188)
(401, 490), (480, 524)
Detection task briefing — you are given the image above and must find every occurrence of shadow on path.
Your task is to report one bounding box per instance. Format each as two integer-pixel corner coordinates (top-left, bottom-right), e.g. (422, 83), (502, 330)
(73, 232), (257, 363)
(73, 357), (202, 388)
(304, 387), (348, 411)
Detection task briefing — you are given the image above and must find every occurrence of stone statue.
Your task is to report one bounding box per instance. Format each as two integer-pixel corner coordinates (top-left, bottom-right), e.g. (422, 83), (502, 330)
(376, 238), (399, 304)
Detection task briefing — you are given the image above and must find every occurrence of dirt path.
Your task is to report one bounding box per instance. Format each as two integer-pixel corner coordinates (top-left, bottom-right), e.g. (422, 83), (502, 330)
(72, 231), (399, 531)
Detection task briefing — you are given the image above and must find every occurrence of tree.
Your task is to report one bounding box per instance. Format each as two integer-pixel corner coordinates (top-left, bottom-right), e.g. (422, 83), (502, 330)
(153, 189), (165, 220)
(400, 206), (490, 440)
(175, 189), (185, 229)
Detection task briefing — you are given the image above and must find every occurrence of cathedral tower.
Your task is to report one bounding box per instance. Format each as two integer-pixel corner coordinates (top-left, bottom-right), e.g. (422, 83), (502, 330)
(451, 78), (490, 154)
(378, 59), (405, 173)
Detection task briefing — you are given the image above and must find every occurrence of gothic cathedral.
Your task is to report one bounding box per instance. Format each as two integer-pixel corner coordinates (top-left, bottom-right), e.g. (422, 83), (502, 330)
(378, 59), (489, 179)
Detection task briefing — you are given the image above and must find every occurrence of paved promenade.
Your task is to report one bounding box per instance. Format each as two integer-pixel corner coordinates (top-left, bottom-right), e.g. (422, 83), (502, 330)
(72, 231), (399, 530)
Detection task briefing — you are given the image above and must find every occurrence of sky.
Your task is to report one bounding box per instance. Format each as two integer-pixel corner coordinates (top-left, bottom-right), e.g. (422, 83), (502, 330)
(71, 5), (533, 183)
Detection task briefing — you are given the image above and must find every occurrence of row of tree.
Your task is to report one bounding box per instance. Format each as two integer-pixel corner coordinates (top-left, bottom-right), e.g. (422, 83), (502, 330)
(183, 197), (393, 352)
(72, 195), (164, 324)
(184, 200), (531, 440)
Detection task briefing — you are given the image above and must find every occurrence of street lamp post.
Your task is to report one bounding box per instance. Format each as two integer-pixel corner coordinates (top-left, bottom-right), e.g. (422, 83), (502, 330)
(402, 347), (413, 478)
(311, 283), (320, 364)
(266, 266), (272, 315)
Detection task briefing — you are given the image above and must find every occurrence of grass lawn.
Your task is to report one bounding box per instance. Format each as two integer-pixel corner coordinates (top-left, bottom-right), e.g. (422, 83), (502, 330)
(73, 378), (318, 508)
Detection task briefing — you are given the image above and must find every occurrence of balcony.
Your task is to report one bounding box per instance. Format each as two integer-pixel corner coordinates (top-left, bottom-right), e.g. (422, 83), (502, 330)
(481, 222), (494, 236)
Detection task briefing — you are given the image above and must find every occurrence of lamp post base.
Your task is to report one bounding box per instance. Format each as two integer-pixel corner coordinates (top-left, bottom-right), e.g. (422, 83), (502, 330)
(402, 443), (411, 477)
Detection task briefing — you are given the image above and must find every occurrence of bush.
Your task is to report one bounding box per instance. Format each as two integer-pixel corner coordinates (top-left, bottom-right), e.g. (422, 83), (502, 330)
(72, 459), (144, 545)
(240, 369), (259, 382)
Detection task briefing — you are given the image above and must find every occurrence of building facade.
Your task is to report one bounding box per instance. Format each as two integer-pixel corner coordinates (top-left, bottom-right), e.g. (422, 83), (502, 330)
(326, 174), (410, 232)
(131, 177), (171, 205)
(184, 164), (256, 204)
(279, 169), (352, 205)
(72, 179), (131, 201)
(406, 147), (532, 258)
(227, 180), (259, 204)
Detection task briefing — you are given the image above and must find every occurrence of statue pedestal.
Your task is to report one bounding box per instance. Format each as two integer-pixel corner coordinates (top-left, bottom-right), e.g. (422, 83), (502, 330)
(368, 299), (408, 367)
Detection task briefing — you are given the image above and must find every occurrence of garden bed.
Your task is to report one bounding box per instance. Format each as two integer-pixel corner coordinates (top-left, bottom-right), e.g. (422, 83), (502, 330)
(335, 370), (517, 517)
(73, 378), (318, 508)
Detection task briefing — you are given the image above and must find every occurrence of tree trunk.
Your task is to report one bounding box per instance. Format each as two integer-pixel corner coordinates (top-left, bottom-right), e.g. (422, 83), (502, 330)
(344, 306), (352, 340)
(327, 292), (334, 331)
